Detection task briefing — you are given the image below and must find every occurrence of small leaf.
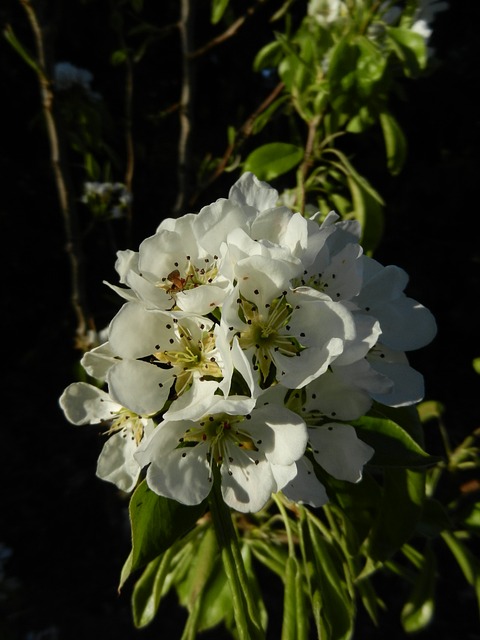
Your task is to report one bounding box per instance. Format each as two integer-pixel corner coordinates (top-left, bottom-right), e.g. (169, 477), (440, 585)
(379, 111), (408, 176)
(4, 25), (43, 76)
(441, 530), (480, 614)
(243, 142), (303, 181)
(211, 0), (230, 24)
(129, 480), (207, 574)
(385, 27), (427, 76)
(352, 416), (440, 467)
(401, 544), (437, 633)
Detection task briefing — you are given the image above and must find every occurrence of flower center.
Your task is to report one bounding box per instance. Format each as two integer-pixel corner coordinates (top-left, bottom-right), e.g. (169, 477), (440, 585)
(153, 326), (222, 395)
(178, 413), (259, 478)
(156, 256), (219, 305)
(237, 295), (302, 383)
(105, 409), (145, 445)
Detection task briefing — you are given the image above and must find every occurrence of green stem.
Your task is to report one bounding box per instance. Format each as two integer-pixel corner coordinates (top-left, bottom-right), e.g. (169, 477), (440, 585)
(209, 471), (264, 640)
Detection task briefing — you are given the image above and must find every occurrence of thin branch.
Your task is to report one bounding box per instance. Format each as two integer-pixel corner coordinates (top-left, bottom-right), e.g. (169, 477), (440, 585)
(297, 116), (321, 214)
(116, 23), (135, 245)
(18, 0), (93, 349)
(190, 80), (285, 206)
(172, 0), (196, 217)
(191, 0), (269, 59)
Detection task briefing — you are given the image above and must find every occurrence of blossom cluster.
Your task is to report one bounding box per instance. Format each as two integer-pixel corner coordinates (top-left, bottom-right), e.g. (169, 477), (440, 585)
(81, 181), (132, 219)
(60, 173), (436, 513)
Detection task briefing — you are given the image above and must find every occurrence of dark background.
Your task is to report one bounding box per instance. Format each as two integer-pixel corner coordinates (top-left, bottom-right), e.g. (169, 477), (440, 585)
(1, 1), (479, 638)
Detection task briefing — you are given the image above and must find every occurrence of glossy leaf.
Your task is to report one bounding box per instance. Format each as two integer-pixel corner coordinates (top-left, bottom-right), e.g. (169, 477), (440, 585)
(352, 416), (440, 467)
(243, 143), (303, 181)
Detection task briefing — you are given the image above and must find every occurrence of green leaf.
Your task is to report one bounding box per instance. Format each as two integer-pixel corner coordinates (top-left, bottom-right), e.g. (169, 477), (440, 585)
(367, 469), (425, 562)
(473, 357), (480, 375)
(307, 516), (354, 640)
(385, 27), (427, 76)
(4, 25), (43, 76)
(129, 480), (207, 575)
(132, 551), (171, 628)
(347, 174), (384, 254)
(196, 554), (234, 632)
(211, 0), (230, 24)
(379, 111), (407, 176)
(401, 544), (437, 633)
(441, 531), (480, 614)
(356, 36), (387, 98)
(243, 142), (303, 181)
(281, 555), (299, 640)
(176, 525), (218, 609)
(369, 404), (425, 448)
(352, 416), (440, 467)
(415, 497), (451, 538)
(253, 40), (283, 72)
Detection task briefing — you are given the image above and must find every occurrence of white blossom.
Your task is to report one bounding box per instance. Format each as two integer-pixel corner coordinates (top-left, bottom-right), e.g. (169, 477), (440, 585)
(59, 382), (154, 492)
(135, 397), (308, 513)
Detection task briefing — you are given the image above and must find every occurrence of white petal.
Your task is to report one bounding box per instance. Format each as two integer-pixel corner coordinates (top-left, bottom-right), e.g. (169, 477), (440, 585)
(59, 382), (120, 425)
(96, 431), (140, 492)
(109, 303), (177, 358)
(275, 338), (344, 388)
(247, 405), (308, 466)
(369, 360), (425, 407)
(163, 379), (221, 421)
(309, 424), (374, 483)
(221, 450), (275, 513)
(80, 342), (116, 380)
(146, 446), (212, 506)
(228, 172), (279, 211)
(282, 458), (329, 508)
(107, 359), (172, 415)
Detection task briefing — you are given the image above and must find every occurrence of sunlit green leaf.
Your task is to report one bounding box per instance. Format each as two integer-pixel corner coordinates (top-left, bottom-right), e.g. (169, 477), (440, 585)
(385, 27), (427, 76)
(352, 416), (440, 467)
(211, 0), (230, 24)
(243, 142), (303, 181)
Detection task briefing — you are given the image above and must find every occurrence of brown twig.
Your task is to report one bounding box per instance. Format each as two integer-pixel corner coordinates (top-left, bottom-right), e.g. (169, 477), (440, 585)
(190, 80), (285, 206)
(116, 21), (135, 244)
(18, 0), (94, 350)
(191, 0), (269, 59)
(297, 116), (321, 214)
(172, 0), (196, 217)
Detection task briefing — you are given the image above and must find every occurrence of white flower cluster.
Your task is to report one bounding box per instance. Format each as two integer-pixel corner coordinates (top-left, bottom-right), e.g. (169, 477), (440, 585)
(81, 181), (132, 219)
(60, 173), (436, 512)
